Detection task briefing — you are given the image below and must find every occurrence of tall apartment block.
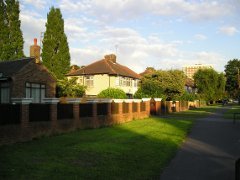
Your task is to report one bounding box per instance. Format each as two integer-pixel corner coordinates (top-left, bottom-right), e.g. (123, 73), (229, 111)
(183, 64), (213, 79)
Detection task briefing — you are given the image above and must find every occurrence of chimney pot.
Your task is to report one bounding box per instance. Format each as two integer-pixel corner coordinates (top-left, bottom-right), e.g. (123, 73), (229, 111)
(34, 38), (37, 45)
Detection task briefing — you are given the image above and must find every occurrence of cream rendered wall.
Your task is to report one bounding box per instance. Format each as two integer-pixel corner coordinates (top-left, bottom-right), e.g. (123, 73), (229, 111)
(86, 74), (110, 95)
(69, 74), (139, 96)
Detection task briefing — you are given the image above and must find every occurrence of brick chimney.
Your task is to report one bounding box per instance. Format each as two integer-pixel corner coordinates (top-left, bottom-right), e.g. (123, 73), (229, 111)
(104, 54), (116, 63)
(30, 38), (41, 63)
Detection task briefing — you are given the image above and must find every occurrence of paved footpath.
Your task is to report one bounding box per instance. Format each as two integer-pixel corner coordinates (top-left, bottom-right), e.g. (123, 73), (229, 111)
(160, 106), (240, 180)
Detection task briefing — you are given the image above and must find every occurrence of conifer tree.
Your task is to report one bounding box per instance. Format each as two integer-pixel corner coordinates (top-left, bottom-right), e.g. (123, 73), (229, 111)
(5, 0), (24, 60)
(0, 1), (9, 61)
(42, 7), (71, 79)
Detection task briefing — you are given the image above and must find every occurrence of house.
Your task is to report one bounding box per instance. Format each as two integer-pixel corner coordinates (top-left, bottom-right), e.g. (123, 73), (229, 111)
(0, 39), (56, 104)
(67, 54), (140, 97)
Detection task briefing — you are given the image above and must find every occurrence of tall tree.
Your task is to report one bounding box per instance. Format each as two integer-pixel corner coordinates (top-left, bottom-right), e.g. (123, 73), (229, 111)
(194, 68), (226, 102)
(135, 69), (186, 100)
(224, 59), (240, 98)
(42, 7), (71, 79)
(0, 0), (9, 60)
(5, 0), (24, 60)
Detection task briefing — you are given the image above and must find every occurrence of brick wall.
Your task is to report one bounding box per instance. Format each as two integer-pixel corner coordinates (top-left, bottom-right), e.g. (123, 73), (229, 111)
(0, 99), (206, 145)
(12, 60), (56, 98)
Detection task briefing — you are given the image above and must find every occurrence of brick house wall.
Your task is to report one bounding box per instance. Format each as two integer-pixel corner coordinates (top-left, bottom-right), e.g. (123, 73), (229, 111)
(11, 60), (56, 98)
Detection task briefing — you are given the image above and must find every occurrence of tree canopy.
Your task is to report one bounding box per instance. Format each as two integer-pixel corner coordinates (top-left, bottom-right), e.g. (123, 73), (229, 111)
(0, 0), (24, 61)
(57, 77), (86, 97)
(42, 7), (70, 80)
(194, 68), (226, 102)
(135, 69), (186, 100)
(224, 59), (240, 98)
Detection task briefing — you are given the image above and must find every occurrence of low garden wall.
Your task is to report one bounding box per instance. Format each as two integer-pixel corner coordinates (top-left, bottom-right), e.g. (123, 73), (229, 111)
(0, 98), (206, 145)
(0, 98), (150, 145)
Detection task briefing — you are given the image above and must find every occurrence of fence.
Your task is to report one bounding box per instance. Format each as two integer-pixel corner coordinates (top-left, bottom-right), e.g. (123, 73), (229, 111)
(0, 98), (206, 145)
(0, 98), (150, 145)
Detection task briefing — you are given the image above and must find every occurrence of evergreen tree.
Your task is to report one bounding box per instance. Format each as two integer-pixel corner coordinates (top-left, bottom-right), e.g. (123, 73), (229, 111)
(5, 0), (24, 60)
(0, 0), (9, 61)
(42, 7), (71, 79)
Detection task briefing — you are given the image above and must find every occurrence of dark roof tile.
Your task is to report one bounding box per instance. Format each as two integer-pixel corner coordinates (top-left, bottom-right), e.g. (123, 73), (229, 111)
(0, 58), (34, 77)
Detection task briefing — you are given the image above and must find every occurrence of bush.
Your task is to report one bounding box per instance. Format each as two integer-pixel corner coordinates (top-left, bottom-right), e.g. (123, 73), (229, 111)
(57, 77), (86, 97)
(179, 92), (199, 101)
(97, 88), (127, 99)
(134, 88), (151, 99)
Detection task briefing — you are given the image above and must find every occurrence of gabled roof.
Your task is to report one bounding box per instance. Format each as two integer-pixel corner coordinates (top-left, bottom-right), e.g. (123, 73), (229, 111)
(0, 57), (34, 78)
(67, 56), (141, 79)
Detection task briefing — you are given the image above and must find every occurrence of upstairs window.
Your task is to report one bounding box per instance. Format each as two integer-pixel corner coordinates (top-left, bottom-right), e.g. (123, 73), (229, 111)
(26, 82), (46, 103)
(86, 76), (94, 87)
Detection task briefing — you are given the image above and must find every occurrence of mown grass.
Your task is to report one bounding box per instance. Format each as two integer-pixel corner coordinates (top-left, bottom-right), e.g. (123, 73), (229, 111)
(223, 104), (240, 119)
(161, 105), (219, 120)
(0, 106), (217, 179)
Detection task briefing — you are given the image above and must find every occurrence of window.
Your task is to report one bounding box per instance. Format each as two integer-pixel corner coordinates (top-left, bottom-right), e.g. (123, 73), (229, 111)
(119, 77), (133, 87)
(86, 76), (94, 87)
(0, 82), (10, 103)
(134, 80), (138, 87)
(26, 82), (46, 103)
(78, 76), (84, 85)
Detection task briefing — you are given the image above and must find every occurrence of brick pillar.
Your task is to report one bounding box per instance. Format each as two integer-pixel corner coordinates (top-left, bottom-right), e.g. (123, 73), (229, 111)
(176, 101), (180, 112)
(73, 104), (80, 128)
(20, 104), (29, 129)
(118, 102), (123, 123)
(142, 98), (151, 117)
(92, 103), (98, 128)
(137, 102), (141, 119)
(50, 104), (58, 129)
(41, 98), (59, 131)
(128, 102), (133, 121)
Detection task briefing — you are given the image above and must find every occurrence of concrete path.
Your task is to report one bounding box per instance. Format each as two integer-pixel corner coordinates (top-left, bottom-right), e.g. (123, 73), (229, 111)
(160, 106), (240, 180)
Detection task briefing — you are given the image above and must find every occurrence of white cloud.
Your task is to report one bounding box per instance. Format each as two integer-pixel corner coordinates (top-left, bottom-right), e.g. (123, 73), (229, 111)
(20, 11), (46, 57)
(219, 26), (239, 36)
(59, 0), (234, 22)
(194, 34), (207, 40)
(21, 0), (47, 9)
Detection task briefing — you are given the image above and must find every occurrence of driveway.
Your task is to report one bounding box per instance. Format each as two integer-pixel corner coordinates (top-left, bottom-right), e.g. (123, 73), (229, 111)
(160, 106), (240, 180)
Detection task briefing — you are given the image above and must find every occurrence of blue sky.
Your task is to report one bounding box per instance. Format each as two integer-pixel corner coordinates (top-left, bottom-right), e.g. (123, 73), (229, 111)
(19, 0), (240, 73)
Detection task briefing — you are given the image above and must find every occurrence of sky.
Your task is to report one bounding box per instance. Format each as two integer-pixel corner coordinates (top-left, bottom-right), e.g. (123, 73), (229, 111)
(19, 0), (240, 73)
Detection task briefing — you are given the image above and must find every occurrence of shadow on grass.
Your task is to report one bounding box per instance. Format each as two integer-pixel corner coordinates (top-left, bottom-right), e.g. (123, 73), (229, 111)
(0, 117), (192, 179)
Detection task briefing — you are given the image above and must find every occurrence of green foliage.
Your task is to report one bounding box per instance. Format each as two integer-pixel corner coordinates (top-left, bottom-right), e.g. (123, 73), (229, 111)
(224, 59), (240, 98)
(0, 0), (24, 61)
(42, 7), (70, 79)
(179, 92), (199, 101)
(194, 68), (226, 102)
(97, 88), (127, 99)
(57, 77), (86, 97)
(138, 69), (186, 100)
(134, 88), (151, 98)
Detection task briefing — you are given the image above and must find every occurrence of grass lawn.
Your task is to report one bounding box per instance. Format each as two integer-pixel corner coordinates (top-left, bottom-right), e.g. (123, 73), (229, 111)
(223, 104), (240, 120)
(0, 106), (217, 179)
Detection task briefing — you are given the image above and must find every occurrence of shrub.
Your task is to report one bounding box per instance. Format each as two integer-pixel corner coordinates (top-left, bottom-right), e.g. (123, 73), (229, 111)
(97, 88), (127, 99)
(57, 77), (86, 97)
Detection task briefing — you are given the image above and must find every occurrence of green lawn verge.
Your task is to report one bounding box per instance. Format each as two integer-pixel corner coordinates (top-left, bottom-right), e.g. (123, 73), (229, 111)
(0, 106), (216, 179)
(223, 104), (240, 119)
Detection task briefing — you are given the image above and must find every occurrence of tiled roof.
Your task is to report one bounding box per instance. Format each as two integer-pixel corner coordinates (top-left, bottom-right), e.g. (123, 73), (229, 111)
(67, 57), (141, 79)
(0, 58), (34, 78)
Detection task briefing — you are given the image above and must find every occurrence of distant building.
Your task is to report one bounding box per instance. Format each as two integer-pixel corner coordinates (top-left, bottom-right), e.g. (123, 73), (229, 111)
(67, 54), (140, 97)
(183, 64), (213, 79)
